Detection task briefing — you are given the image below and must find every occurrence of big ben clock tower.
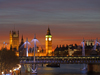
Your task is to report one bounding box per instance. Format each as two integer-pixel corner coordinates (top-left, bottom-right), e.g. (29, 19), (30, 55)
(45, 27), (52, 56)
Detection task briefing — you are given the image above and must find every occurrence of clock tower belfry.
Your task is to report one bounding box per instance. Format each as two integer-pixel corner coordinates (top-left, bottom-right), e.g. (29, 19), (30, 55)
(10, 30), (19, 51)
(45, 27), (52, 56)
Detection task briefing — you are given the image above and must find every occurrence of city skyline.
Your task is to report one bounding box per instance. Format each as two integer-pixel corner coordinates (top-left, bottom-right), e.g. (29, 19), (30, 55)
(0, 0), (100, 49)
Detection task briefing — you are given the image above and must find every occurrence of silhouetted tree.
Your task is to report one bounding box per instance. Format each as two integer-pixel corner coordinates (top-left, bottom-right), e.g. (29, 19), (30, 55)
(0, 48), (19, 74)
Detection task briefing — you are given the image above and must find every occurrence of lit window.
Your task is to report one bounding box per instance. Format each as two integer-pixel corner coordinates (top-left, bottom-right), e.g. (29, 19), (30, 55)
(49, 38), (51, 41)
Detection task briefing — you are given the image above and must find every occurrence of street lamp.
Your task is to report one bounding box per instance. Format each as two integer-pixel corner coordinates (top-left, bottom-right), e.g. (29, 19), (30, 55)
(2, 72), (4, 74)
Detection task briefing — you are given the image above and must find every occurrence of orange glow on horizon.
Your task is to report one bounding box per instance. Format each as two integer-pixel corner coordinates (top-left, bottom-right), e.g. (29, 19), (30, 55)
(0, 35), (100, 50)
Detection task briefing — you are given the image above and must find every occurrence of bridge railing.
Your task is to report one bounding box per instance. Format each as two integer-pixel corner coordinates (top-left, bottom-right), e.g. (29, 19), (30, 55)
(20, 59), (100, 64)
(19, 56), (100, 61)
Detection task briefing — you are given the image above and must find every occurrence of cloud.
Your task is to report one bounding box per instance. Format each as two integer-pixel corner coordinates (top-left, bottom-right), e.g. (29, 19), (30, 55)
(0, 0), (100, 24)
(0, 0), (100, 49)
(0, 0), (100, 12)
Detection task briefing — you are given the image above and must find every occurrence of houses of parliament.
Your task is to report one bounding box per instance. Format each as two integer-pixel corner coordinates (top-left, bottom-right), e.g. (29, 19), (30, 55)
(9, 27), (52, 56)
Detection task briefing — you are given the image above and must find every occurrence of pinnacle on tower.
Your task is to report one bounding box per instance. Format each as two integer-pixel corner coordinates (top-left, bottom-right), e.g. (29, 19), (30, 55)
(21, 35), (24, 43)
(46, 27), (51, 35)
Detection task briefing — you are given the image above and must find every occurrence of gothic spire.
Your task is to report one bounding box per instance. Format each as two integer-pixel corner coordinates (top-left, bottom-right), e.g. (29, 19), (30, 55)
(46, 27), (51, 35)
(21, 35), (24, 43)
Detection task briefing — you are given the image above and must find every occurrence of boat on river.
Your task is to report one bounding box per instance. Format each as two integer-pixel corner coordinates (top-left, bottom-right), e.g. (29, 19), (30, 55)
(46, 63), (60, 67)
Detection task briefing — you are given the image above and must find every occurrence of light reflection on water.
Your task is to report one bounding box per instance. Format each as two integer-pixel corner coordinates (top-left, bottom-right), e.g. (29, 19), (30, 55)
(21, 64), (99, 75)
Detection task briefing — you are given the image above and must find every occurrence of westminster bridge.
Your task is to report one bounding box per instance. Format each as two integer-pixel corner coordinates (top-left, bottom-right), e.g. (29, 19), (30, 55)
(19, 56), (100, 72)
(19, 56), (100, 64)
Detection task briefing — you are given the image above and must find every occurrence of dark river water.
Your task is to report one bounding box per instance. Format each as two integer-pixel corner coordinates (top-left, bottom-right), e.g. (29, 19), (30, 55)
(21, 64), (100, 75)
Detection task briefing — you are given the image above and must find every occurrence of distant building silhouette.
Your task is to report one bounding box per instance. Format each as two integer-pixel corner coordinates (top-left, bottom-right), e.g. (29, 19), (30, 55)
(54, 45), (68, 56)
(54, 41), (100, 56)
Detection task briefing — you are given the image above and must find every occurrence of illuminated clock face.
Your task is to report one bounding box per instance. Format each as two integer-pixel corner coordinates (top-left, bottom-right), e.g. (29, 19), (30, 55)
(49, 38), (51, 41)
(46, 38), (47, 41)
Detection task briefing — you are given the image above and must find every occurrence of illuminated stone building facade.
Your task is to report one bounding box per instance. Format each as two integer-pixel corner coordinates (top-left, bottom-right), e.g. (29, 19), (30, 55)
(45, 27), (52, 56)
(85, 39), (94, 46)
(10, 30), (19, 51)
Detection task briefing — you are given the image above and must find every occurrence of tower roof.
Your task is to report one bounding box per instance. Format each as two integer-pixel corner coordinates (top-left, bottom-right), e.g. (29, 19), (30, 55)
(46, 27), (51, 35)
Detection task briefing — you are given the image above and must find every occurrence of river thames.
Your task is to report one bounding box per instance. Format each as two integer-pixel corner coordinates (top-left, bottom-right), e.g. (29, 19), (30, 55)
(21, 64), (100, 75)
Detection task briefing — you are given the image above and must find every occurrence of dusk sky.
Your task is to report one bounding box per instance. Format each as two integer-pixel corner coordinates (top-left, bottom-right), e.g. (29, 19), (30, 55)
(0, 0), (100, 50)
